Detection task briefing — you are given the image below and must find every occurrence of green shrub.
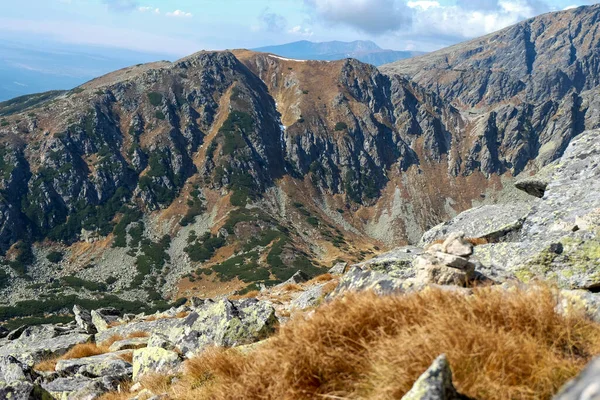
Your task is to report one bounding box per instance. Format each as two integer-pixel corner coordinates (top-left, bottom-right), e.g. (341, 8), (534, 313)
(148, 92), (163, 106)
(61, 276), (107, 292)
(155, 111), (166, 120)
(184, 233), (226, 262)
(334, 122), (348, 131)
(46, 251), (64, 263)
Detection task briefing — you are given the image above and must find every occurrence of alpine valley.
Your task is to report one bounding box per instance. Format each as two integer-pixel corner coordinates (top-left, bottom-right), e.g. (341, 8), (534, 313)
(1, 3), (600, 319)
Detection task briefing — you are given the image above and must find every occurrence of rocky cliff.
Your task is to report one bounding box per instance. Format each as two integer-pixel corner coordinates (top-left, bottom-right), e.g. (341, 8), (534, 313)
(1, 5), (600, 314)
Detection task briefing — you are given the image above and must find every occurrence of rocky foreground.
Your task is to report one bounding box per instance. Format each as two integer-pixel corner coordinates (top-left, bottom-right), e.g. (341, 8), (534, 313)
(1, 126), (600, 399)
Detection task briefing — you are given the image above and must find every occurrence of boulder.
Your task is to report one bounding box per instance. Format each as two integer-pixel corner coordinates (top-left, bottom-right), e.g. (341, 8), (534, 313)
(55, 351), (133, 378)
(91, 308), (121, 333)
(42, 375), (118, 400)
(0, 329), (92, 366)
(0, 356), (51, 400)
(401, 355), (471, 400)
(132, 347), (181, 382)
(171, 298), (278, 357)
(95, 317), (183, 344)
(332, 266), (414, 297)
(553, 356), (600, 399)
(73, 305), (97, 334)
(558, 290), (600, 323)
(290, 284), (324, 310)
(441, 233), (473, 257)
(328, 262), (348, 275)
(413, 253), (476, 287)
(147, 334), (176, 351)
(419, 203), (532, 246)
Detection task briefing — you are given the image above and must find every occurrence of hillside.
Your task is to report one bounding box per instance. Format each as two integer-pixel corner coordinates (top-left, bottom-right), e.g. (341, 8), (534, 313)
(253, 40), (423, 66)
(0, 5), (599, 317)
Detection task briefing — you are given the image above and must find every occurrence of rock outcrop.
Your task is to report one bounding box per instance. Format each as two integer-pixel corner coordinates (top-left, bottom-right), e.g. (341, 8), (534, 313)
(401, 355), (471, 400)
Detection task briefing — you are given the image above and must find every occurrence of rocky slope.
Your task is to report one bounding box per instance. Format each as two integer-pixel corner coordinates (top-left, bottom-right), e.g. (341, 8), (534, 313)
(1, 5), (600, 318)
(1, 127), (600, 399)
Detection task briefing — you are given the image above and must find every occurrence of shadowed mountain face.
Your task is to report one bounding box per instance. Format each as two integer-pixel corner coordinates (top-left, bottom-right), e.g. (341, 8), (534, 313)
(253, 40), (424, 66)
(381, 4), (600, 170)
(0, 5), (599, 306)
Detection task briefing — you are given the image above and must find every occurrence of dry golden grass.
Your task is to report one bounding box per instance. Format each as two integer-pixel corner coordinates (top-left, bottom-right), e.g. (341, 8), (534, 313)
(281, 283), (303, 292)
(118, 351), (134, 364)
(176, 311), (190, 319)
(102, 334), (125, 348)
(128, 331), (150, 338)
(35, 342), (111, 372)
(231, 290), (261, 300)
(160, 285), (600, 400)
(306, 273), (334, 285)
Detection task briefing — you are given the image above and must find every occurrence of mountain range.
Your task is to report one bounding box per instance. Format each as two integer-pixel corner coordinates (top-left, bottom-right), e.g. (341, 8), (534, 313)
(0, 4), (599, 313)
(253, 40), (424, 66)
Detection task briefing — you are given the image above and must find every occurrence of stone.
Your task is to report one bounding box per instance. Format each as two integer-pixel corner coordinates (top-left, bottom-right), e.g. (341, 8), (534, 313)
(170, 298), (278, 357)
(328, 262), (348, 275)
(0, 330), (92, 366)
(132, 347), (181, 382)
(74, 305), (97, 334)
(42, 376), (116, 400)
(147, 334), (176, 351)
(279, 270), (310, 286)
(401, 354), (470, 400)
(95, 317), (183, 344)
(0, 356), (51, 400)
(559, 290), (600, 323)
(55, 351), (133, 378)
(108, 337), (149, 352)
(290, 284), (324, 310)
(91, 308), (121, 333)
(553, 356), (600, 400)
(441, 232), (473, 257)
(419, 203), (532, 246)
(332, 266), (415, 297)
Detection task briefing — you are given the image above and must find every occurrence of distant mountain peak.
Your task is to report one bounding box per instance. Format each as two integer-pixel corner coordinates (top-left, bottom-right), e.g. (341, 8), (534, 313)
(252, 40), (422, 66)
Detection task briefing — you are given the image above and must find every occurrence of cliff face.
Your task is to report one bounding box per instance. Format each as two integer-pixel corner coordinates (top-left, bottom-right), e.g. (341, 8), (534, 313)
(381, 4), (600, 172)
(1, 5), (599, 306)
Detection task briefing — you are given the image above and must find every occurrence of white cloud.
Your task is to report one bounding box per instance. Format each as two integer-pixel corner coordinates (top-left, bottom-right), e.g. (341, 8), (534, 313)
(256, 8), (287, 32)
(304, 0), (412, 34)
(407, 1), (440, 10)
(288, 25), (314, 37)
(138, 6), (160, 14)
(166, 10), (193, 18)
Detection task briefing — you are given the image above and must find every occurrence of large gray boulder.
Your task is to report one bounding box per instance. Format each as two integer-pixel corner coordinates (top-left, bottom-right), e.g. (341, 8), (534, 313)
(553, 356), (600, 399)
(90, 308), (121, 333)
(0, 326), (92, 366)
(132, 347), (182, 382)
(42, 375), (119, 400)
(474, 130), (600, 289)
(401, 355), (471, 400)
(169, 298), (278, 357)
(419, 202), (532, 246)
(55, 351), (133, 378)
(73, 305), (97, 334)
(0, 356), (52, 400)
(95, 317), (183, 344)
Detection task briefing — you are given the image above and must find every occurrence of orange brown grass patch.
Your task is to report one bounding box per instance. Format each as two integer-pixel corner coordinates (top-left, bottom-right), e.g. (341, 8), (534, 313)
(35, 342), (112, 372)
(158, 285), (600, 400)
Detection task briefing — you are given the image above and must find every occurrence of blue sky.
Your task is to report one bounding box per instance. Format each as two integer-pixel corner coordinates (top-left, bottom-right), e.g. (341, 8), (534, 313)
(0, 0), (596, 57)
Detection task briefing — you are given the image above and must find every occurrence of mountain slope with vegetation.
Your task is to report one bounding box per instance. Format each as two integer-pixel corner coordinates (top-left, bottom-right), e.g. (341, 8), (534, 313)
(0, 5), (599, 317)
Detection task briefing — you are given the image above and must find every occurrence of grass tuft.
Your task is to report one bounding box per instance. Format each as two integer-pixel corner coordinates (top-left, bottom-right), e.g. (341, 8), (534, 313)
(141, 284), (600, 400)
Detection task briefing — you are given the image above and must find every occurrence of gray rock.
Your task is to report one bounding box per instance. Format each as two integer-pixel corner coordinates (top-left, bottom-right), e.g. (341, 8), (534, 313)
(553, 356), (600, 400)
(108, 337), (149, 352)
(55, 351), (133, 378)
(419, 203), (531, 246)
(290, 285), (324, 310)
(95, 317), (183, 344)
(401, 354), (470, 400)
(328, 262), (348, 275)
(170, 298), (278, 357)
(91, 308), (121, 333)
(132, 347), (181, 381)
(0, 356), (51, 400)
(0, 329), (92, 366)
(332, 266), (414, 297)
(147, 334), (176, 351)
(280, 270), (310, 286)
(74, 305), (97, 334)
(42, 375), (117, 400)
(413, 253), (476, 287)
(441, 233), (473, 257)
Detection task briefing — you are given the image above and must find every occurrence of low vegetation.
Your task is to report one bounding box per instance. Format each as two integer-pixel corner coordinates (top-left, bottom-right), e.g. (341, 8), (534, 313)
(116, 285), (600, 400)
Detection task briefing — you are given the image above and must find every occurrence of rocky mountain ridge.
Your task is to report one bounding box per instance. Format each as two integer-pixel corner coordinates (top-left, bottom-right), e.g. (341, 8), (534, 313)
(0, 5), (599, 316)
